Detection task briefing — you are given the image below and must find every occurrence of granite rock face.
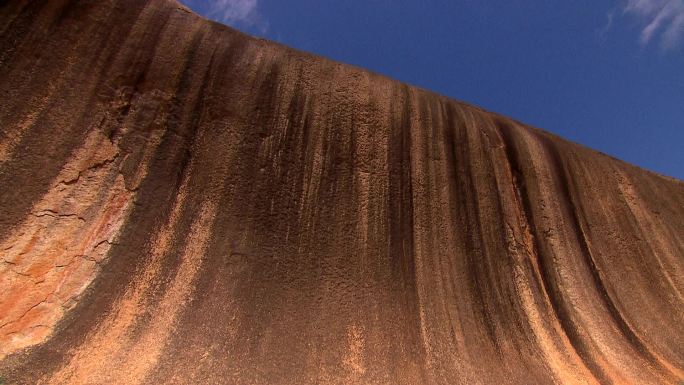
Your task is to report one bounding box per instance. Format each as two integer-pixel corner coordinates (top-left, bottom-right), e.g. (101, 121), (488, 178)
(0, 1), (682, 384)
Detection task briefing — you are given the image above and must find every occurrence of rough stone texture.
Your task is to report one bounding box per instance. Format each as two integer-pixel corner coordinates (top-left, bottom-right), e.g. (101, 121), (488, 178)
(0, 1), (682, 384)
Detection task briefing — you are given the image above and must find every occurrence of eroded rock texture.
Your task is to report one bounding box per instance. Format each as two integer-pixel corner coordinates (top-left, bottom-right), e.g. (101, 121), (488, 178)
(0, 1), (682, 384)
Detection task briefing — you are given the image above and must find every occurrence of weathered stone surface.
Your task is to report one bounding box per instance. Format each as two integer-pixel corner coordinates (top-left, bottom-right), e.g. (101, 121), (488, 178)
(0, 1), (682, 384)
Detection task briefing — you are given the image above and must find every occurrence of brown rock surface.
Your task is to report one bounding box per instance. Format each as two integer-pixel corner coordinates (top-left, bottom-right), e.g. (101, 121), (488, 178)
(0, 1), (682, 384)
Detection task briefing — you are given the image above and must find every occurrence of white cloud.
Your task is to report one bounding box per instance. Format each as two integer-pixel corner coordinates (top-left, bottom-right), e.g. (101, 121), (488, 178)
(623, 0), (684, 49)
(207, 0), (267, 32)
(598, 10), (616, 43)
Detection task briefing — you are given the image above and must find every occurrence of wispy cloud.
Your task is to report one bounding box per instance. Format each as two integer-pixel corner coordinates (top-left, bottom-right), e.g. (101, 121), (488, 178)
(598, 10), (617, 43)
(207, 0), (268, 32)
(622, 0), (684, 50)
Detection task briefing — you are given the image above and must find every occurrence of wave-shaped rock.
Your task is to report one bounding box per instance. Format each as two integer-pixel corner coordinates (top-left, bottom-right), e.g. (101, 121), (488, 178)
(0, 1), (682, 384)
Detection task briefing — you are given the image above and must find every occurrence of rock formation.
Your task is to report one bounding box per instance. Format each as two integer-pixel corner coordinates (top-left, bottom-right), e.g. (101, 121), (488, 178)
(0, 0), (682, 384)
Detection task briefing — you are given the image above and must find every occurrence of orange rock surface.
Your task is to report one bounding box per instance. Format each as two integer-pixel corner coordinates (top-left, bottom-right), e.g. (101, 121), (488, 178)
(0, 1), (682, 384)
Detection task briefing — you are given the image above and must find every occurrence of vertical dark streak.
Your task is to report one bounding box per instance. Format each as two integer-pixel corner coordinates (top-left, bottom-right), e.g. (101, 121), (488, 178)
(454, 111), (501, 352)
(495, 121), (610, 385)
(534, 132), (671, 380)
(386, 85), (426, 379)
(440, 101), (468, 349)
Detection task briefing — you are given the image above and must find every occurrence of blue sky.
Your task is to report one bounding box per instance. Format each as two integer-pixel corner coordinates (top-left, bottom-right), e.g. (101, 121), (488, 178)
(180, 0), (684, 179)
